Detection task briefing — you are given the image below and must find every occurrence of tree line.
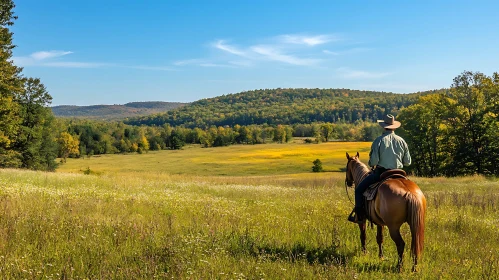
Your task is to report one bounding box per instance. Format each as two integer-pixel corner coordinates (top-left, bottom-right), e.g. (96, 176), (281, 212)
(399, 71), (499, 177)
(56, 120), (382, 161)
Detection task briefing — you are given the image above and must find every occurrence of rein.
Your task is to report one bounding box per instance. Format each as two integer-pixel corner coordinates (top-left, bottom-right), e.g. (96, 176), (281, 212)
(345, 159), (371, 206)
(345, 179), (355, 206)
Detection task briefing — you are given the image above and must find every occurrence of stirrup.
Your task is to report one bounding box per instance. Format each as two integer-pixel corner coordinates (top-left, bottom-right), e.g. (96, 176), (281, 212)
(348, 209), (365, 223)
(348, 210), (358, 223)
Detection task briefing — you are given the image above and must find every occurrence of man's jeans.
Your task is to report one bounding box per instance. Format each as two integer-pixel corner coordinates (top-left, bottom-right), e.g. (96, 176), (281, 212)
(354, 167), (387, 211)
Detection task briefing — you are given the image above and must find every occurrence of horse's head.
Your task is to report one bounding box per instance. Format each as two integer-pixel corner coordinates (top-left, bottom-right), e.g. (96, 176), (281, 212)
(345, 152), (360, 187)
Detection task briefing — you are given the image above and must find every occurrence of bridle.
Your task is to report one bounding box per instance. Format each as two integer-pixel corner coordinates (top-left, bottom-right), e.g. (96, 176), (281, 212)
(345, 160), (355, 206)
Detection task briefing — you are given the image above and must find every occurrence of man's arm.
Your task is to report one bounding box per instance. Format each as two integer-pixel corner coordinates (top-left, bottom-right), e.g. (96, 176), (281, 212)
(368, 139), (380, 167)
(402, 141), (411, 166)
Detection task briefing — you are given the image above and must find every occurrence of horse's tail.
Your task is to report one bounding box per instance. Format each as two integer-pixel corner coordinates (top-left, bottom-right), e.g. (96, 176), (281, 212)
(407, 190), (426, 263)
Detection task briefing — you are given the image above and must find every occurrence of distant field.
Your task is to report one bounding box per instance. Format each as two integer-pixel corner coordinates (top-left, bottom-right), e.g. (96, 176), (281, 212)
(57, 141), (372, 176)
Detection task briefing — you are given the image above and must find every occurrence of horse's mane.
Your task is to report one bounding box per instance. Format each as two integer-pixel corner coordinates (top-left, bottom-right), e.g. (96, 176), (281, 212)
(351, 158), (371, 185)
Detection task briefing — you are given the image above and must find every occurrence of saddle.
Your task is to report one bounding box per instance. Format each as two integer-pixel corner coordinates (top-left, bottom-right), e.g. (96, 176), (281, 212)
(363, 169), (407, 201)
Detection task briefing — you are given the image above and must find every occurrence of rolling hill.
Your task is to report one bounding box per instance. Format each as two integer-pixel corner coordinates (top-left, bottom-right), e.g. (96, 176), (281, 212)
(51, 101), (187, 120)
(124, 88), (447, 128)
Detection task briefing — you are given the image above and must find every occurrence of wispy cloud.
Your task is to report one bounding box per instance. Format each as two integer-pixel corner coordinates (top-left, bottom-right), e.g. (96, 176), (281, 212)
(251, 45), (319, 66)
(336, 67), (392, 79)
(42, 61), (108, 68)
(174, 58), (251, 68)
(125, 65), (177, 71)
(199, 63), (237, 68)
(228, 60), (253, 67)
(173, 58), (206, 66)
(208, 34), (340, 67)
(13, 50), (107, 68)
(323, 47), (370, 56)
(356, 83), (434, 93)
(30, 50), (73, 60)
(13, 50), (77, 67)
(213, 40), (246, 56)
(13, 50), (177, 71)
(279, 34), (340, 46)
(323, 50), (340, 55)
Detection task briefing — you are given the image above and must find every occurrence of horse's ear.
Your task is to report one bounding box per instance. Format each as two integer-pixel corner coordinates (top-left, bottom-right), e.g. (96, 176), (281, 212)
(356, 152), (359, 158)
(346, 152), (350, 160)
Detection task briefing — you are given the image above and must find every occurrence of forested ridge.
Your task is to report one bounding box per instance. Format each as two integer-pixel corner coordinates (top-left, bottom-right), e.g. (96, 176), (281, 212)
(52, 101), (186, 120)
(125, 88), (447, 128)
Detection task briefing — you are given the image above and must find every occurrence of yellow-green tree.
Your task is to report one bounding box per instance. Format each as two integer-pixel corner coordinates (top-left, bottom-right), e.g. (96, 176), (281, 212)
(138, 134), (150, 153)
(57, 132), (80, 163)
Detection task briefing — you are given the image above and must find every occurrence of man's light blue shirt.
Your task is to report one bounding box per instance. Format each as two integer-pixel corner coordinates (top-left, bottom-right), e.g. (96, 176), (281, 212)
(368, 130), (411, 169)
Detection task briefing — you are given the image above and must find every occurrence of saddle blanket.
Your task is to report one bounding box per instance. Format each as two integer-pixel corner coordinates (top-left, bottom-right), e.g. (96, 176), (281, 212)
(363, 172), (407, 201)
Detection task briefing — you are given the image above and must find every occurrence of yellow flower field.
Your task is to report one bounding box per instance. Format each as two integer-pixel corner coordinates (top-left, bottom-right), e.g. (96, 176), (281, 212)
(57, 141), (372, 176)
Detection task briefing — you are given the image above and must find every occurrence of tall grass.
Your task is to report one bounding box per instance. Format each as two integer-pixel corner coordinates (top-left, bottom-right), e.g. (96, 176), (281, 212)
(0, 169), (498, 279)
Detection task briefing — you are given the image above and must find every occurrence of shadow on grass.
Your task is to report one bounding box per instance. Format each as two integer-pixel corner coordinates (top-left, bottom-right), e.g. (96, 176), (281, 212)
(226, 231), (407, 274)
(253, 243), (354, 266)
(227, 232), (355, 266)
(353, 261), (400, 273)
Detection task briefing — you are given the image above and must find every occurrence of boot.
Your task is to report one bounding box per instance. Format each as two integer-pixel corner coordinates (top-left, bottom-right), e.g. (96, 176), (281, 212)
(348, 207), (365, 223)
(347, 209), (356, 222)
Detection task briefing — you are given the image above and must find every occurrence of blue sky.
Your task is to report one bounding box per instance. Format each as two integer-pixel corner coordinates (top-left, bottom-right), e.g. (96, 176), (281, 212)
(11, 0), (499, 105)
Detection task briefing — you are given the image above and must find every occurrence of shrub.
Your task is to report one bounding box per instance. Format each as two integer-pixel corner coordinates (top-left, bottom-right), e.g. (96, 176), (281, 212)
(312, 159), (323, 172)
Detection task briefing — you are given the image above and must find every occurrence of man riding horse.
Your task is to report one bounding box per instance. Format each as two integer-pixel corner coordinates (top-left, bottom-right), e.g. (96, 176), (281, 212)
(348, 114), (412, 223)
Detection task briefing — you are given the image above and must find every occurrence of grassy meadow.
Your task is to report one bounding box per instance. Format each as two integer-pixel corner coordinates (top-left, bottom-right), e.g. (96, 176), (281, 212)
(57, 141), (372, 176)
(0, 142), (498, 279)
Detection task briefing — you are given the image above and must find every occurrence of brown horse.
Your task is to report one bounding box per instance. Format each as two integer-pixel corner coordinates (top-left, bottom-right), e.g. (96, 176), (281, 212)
(345, 152), (426, 272)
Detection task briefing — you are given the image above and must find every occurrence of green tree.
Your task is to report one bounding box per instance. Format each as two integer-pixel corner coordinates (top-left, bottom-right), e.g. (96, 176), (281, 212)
(447, 71), (499, 175)
(250, 126), (263, 144)
(311, 124), (321, 143)
(361, 122), (381, 141)
(284, 126), (293, 143)
(0, 0), (23, 167)
(312, 159), (323, 172)
(399, 71), (499, 176)
(398, 94), (452, 176)
(14, 78), (57, 170)
(273, 125), (286, 143)
(320, 123), (334, 142)
(236, 126), (250, 144)
(168, 130), (184, 150)
(39, 114), (59, 171)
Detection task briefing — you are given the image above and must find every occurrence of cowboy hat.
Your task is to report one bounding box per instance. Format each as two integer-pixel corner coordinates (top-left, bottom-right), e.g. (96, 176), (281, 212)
(377, 114), (401, 129)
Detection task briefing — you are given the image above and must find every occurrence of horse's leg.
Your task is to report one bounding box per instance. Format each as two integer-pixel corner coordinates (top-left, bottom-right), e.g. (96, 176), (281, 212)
(358, 222), (367, 253)
(412, 253), (418, 272)
(388, 227), (405, 272)
(377, 225), (384, 259)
